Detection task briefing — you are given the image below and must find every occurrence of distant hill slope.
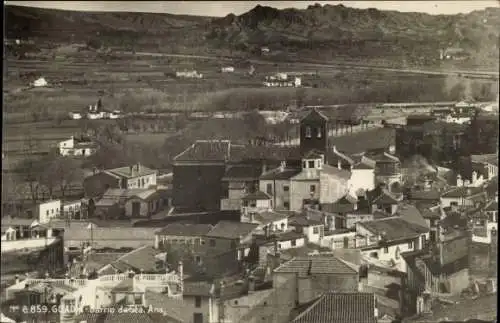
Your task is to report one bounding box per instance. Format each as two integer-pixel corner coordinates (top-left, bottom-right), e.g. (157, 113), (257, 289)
(5, 4), (500, 66)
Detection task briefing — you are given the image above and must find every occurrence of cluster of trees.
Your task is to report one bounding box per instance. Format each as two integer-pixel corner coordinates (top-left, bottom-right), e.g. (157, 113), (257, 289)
(11, 135), (86, 205)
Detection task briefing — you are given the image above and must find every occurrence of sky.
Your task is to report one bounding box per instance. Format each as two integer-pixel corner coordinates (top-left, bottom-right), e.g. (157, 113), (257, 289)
(5, 1), (499, 16)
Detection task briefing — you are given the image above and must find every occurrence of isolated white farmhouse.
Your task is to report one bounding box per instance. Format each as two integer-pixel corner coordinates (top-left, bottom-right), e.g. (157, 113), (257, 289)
(59, 136), (98, 157)
(221, 66), (235, 73)
(33, 77), (48, 87)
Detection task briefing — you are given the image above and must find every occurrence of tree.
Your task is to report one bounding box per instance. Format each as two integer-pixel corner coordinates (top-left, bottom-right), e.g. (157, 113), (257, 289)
(17, 135), (44, 203)
(87, 38), (102, 50)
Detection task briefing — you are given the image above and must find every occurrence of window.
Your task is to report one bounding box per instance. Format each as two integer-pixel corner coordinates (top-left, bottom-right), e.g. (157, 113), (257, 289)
(266, 183), (273, 195)
(302, 161), (307, 169)
(305, 126), (312, 138)
(313, 227), (319, 234)
(278, 243), (282, 249)
(310, 185), (316, 193)
(195, 296), (202, 308)
(284, 201), (290, 209)
(384, 247), (389, 254)
(291, 239), (296, 247)
(308, 161), (315, 169)
(408, 241), (414, 249)
(46, 210), (49, 216)
(283, 185), (289, 192)
(51, 209), (54, 214)
(193, 313), (203, 323)
(209, 239), (216, 247)
(134, 294), (142, 305)
(317, 127), (322, 138)
(195, 256), (202, 265)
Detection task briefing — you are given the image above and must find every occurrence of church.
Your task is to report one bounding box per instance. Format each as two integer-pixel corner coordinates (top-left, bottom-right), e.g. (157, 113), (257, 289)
(172, 108), (396, 212)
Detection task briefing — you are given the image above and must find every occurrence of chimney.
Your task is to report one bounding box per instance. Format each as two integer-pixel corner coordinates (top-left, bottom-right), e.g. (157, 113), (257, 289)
(130, 165), (134, 175)
(337, 160), (342, 170)
(15, 275), (19, 285)
(262, 163), (268, 175)
(332, 145), (337, 153)
(388, 144), (396, 155)
(136, 163), (141, 173)
(456, 174), (463, 187)
(248, 275), (255, 294)
(274, 239), (279, 254)
(307, 259), (313, 276)
(249, 212), (255, 223)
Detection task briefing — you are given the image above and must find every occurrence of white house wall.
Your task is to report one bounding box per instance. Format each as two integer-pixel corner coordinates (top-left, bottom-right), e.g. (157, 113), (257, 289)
(38, 200), (62, 224)
(349, 169), (375, 196)
(259, 179), (291, 210)
(319, 172), (348, 204)
(290, 180), (319, 212)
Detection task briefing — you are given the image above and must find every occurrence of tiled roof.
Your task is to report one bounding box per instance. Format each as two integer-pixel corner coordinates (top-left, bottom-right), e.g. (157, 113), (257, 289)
(144, 291), (185, 322)
(408, 294), (497, 322)
(106, 164), (157, 178)
(441, 186), (485, 198)
(259, 167), (302, 180)
(329, 128), (395, 154)
(253, 211), (288, 225)
(230, 145), (302, 162)
(303, 149), (325, 159)
(414, 203), (442, 220)
(368, 151), (400, 163)
(205, 221), (258, 239)
(291, 292), (376, 323)
(396, 203), (430, 229)
(367, 187), (399, 205)
(408, 189), (442, 201)
(1, 218), (37, 226)
(74, 309), (178, 323)
(352, 159), (375, 170)
(112, 246), (163, 273)
(484, 199), (498, 212)
(274, 255), (358, 275)
(326, 147), (355, 165)
(241, 191), (272, 201)
(439, 212), (468, 230)
(471, 153), (498, 167)
(155, 223), (213, 236)
(359, 217), (429, 242)
(183, 281), (214, 296)
(64, 227), (157, 242)
(288, 215), (324, 227)
(100, 188), (158, 202)
(322, 164), (351, 180)
(174, 140), (231, 162)
(222, 164), (263, 180)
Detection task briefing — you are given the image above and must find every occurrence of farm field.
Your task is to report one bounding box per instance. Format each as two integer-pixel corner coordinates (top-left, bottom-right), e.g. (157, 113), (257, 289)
(3, 49), (498, 176)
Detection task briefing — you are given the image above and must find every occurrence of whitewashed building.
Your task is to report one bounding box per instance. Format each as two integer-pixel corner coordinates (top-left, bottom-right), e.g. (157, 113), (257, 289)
(58, 136), (97, 157)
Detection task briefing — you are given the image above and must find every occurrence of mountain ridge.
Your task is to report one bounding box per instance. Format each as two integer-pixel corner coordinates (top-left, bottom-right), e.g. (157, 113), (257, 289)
(5, 4), (500, 67)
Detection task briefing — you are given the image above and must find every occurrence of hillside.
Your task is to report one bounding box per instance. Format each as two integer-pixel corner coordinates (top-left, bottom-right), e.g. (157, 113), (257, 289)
(4, 5), (212, 50)
(208, 4), (500, 67)
(4, 4), (500, 67)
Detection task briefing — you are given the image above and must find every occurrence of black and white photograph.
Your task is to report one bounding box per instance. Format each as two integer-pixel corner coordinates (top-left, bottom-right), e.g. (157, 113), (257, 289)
(1, 1), (498, 322)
